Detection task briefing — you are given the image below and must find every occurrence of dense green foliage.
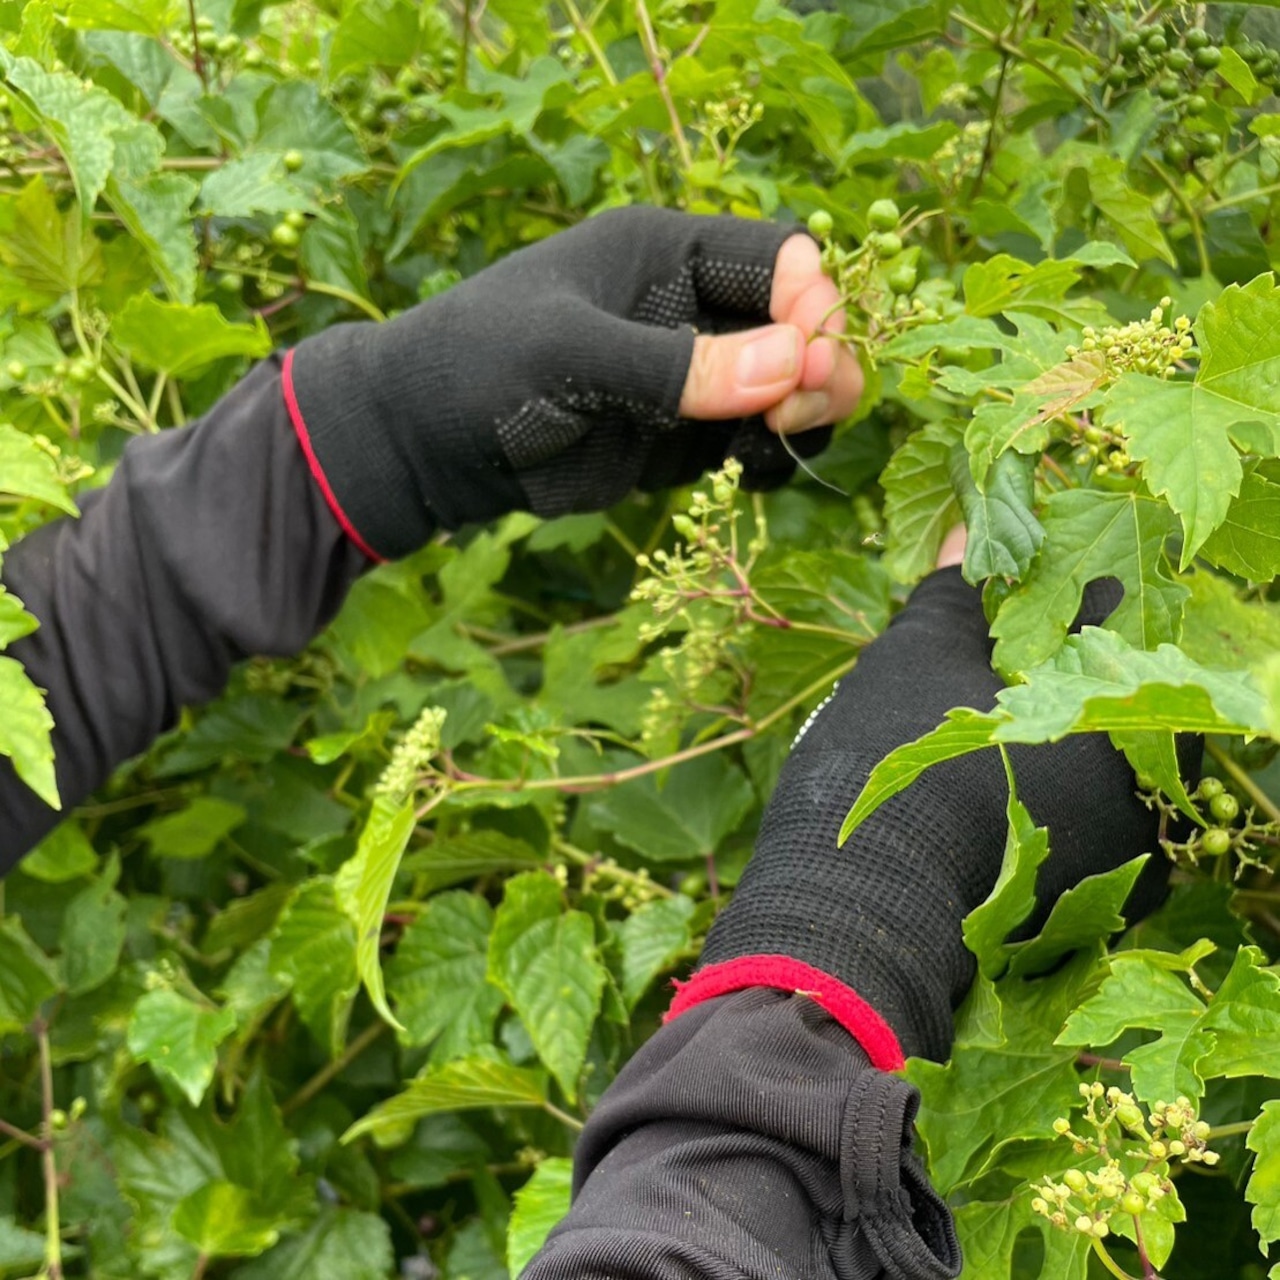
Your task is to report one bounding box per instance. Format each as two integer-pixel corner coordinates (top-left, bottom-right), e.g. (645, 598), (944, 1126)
(3, 1), (1280, 1277)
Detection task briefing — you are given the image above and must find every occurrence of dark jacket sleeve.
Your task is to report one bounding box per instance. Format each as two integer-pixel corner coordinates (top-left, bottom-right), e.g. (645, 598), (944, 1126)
(525, 988), (960, 1280)
(0, 355), (368, 870)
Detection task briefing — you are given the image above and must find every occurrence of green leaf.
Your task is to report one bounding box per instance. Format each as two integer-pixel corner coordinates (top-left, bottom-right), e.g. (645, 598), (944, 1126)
(0, 655), (59, 807)
(0, 916), (59, 1034)
(1180, 569), (1280, 671)
(1087, 155), (1175, 265)
(328, 0), (423, 78)
(507, 1158), (573, 1278)
(954, 1196), (1090, 1280)
(948, 444), (1044, 584)
(0, 590), (38, 647)
(105, 172), (198, 303)
(0, 177), (104, 307)
(59, 870), (127, 995)
(962, 760), (1050, 979)
(269, 879), (360, 1057)
(61, 0), (177, 36)
(616, 896), (696, 1009)
(990, 490), (1186, 676)
(839, 708), (999, 844)
(0, 52), (142, 211)
(589, 754), (755, 865)
(20, 821), (97, 883)
(126, 989), (237, 1106)
(880, 422), (963, 583)
(908, 954), (1093, 1193)
(335, 794), (416, 1030)
(993, 628), (1267, 741)
(111, 294), (270, 375)
(1199, 460), (1280, 583)
(400, 829), (545, 894)
(233, 1208), (394, 1280)
(343, 1054), (548, 1144)
(385, 892), (504, 1057)
(1005, 857), (1148, 979)
(487, 871), (606, 1103)
(0, 1217), (50, 1272)
(0, 422), (78, 511)
(140, 796), (246, 859)
(1057, 954), (1213, 1102)
(172, 1182), (283, 1258)
(1197, 946), (1280, 1082)
(1246, 1101), (1280, 1260)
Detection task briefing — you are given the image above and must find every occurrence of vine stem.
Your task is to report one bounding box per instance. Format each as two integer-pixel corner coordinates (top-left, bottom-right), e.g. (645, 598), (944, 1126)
(281, 1021), (389, 1116)
(1092, 1237), (1139, 1280)
(635, 0), (694, 173)
(37, 1022), (62, 1280)
(1144, 156), (1211, 279)
(432, 653), (861, 803)
(1206, 1118), (1255, 1139)
(0, 1117), (46, 1151)
(185, 0), (208, 91)
(543, 1101), (585, 1132)
(1206, 740), (1280, 825)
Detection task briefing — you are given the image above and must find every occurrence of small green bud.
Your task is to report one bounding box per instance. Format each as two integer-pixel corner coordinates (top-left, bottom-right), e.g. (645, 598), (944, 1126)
(867, 198), (900, 232)
(5, 359), (28, 381)
(1064, 1168), (1089, 1192)
(806, 209), (834, 238)
(1121, 1191), (1147, 1216)
(283, 148), (305, 172)
(270, 222), (301, 249)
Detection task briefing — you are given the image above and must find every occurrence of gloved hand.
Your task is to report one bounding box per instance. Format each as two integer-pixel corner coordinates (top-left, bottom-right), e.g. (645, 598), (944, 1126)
(285, 207), (859, 560)
(672, 567), (1189, 1066)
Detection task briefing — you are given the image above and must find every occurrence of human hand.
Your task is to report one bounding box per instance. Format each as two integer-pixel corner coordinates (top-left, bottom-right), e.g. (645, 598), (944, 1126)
(673, 541), (1183, 1065)
(284, 207), (861, 560)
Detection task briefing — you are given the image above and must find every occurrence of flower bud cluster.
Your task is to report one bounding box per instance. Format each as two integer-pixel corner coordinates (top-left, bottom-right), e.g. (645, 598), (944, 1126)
(1031, 1084), (1218, 1239)
(1066, 299), (1194, 379)
(377, 706), (447, 799)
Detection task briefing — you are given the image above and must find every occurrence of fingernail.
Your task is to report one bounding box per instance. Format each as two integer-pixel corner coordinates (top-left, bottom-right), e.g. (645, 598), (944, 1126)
(776, 390), (831, 433)
(736, 327), (800, 388)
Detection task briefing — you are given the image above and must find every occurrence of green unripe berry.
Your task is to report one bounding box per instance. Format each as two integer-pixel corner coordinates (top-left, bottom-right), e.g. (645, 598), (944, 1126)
(68, 357), (94, 384)
(1193, 46), (1221, 70)
(1064, 1168), (1089, 1192)
(1166, 48), (1192, 72)
(1185, 27), (1209, 51)
(243, 46), (264, 67)
(1201, 827), (1232, 856)
(197, 29), (220, 52)
(270, 222), (300, 249)
(53, 360), (69, 379)
(1190, 135), (1218, 159)
(216, 33), (240, 56)
(1157, 77), (1182, 100)
(1209, 792), (1240, 823)
(678, 870), (708, 897)
(1145, 31), (1169, 54)
(284, 209), (308, 230)
(867, 198), (900, 232)
(1121, 1191), (1147, 1216)
(49, 1109), (68, 1130)
(887, 261), (917, 295)
(1163, 139), (1188, 165)
(217, 271), (244, 293)
(283, 148), (305, 172)
(806, 209), (834, 238)
(1118, 31), (1142, 57)
(1107, 65), (1130, 87)
(1186, 94), (1208, 115)
(870, 231), (903, 259)
(1197, 776), (1225, 800)
(5, 359), (27, 381)
(195, 13), (215, 29)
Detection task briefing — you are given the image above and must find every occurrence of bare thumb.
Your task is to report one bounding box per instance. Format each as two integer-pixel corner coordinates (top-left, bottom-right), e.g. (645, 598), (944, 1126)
(677, 324), (804, 420)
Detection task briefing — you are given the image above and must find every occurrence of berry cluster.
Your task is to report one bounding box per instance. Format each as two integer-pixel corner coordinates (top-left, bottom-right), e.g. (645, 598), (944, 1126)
(1145, 774), (1279, 873)
(806, 200), (944, 362)
(1032, 1084), (1218, 1242)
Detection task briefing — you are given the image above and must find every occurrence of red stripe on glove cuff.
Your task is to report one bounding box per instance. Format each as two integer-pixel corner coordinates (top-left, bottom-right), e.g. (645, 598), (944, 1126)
(282, 348), (384, 564)
(665, 955), (906, 1072)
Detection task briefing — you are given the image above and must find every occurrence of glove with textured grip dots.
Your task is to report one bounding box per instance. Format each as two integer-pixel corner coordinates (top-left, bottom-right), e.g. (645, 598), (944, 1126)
(285, 207), (831, 560)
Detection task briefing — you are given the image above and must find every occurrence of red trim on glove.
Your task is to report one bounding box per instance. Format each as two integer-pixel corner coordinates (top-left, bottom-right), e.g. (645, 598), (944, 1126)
(281, 348), (384, 564)
(665, 955), (906, 1072)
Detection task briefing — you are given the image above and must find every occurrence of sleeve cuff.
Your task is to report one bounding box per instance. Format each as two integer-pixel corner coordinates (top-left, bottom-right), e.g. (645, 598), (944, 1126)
(282, 347), (385, 564)
(665, 955), (906, 1071)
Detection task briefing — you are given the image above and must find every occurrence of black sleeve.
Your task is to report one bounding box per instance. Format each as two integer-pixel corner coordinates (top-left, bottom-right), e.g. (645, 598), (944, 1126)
(0, 355), (369, 870)
(525, 988), (960, 1280)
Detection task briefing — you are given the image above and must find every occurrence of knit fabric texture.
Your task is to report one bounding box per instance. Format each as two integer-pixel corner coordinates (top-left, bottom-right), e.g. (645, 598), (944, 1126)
(287, 208), (828, 558)
(696, 569), (1179, 1063)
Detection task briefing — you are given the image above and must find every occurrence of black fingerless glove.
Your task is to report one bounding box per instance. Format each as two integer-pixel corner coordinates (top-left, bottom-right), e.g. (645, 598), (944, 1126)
(673, 569), (1179, 1065)
(285, 208), (827, 560)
